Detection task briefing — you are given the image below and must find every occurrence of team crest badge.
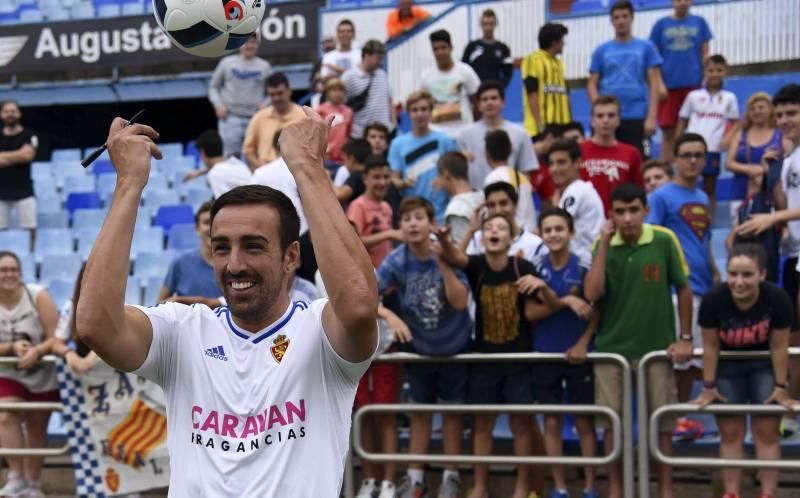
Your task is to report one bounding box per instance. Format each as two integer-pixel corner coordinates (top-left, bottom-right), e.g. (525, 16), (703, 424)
(271, 334), (290, 363)
(105, 467), (120, 493)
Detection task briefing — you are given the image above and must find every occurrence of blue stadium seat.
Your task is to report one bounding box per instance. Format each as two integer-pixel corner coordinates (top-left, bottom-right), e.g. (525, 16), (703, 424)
(62, 175), (96, 199)
(121, 1), (144, 15)
(90, 160), (115, 176)
(159, 157), (197, 184)
(177, 178), (211, 201)
(37, 211), (69, 229)
(82, 147), (108, 163)
(131, 226), (164, 257)
(47, 279), (75, 310)
(143, 189), (180, 217)
(133, 251), (168, 284)
(167, 223), (200, 251)
(154, 205), (194, 233)
(184, 141), (200, 164)
(51, 148), (81, 163)
(125, 279), (142, 306)
(30, 161), (52, 180)
(147, 173), (169, 191)
(72, 208), (105, 230)
(97, 3), (120, 17)
(52, 162), (87, 189)
(34, 228), (74, 261)
(184, 189), (213, 210)
(66, 192), (102, 215)
(74, 227), (102, 261)
(0, 229), (31, 255)
(17, 252), (35, 281)
(40, 254), (81, 286)
(70, 2), (95, 19)
(33, 178), (57, 197)
(143, 276), (164, 306)
(19, 8), (42, 22)
(97, 174), (117, 205)
(37, 194), (61, 214)
(158, 143), (185, 161)
(711, 228), (730, 261)
(133, 209), (153, 231)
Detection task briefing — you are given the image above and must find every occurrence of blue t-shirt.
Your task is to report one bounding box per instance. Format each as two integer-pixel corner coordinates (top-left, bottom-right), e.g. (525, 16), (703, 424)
(534, 253), (592, 353)
(163, 251), (222, 298)
(589, 38), (663, 119)
(388, 130), (458, 223)
(647, 183), (712, 295)
(376, 244), (472, 356)
(649, 14), (712, 89)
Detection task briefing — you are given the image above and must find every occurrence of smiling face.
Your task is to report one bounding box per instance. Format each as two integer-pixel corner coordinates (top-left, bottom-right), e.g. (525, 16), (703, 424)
(748, 98), (772, 127)
(705, 61), (726, 89)
(408, 99), (433, 130)
(776, 102), (800, 144)
(481, 215), (512, 254)
(548, 149), (581, 190)
(400, 207), (433, 244)
(540, 214), (572, 253)
(210, 204), (298, 327)
(0, 255), (21, 293)
(727, 255), (764, 303)
(364, 165), (391, 199)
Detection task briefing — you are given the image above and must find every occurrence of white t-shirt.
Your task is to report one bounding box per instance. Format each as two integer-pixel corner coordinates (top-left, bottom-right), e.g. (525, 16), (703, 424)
(444, 191), (484, 245)
(333, 165), (351, 187)
(678, 88), (739, 152)
(421, 61), (481, 136)
(206, 156), (253, 198)
(559, 179), (606, 267)
(781, 147), (800, 259)
(252, 158), (309, 235)
(320, 48), (362, 79)
(484, 166), (538, 232)
(466, 229), (548, 266)
(132, 299), (369, 497)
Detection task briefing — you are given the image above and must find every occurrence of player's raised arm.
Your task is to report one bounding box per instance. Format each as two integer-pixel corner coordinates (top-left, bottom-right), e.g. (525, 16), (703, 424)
(76, 118), (163, 371)
(280, 108), (378, 362)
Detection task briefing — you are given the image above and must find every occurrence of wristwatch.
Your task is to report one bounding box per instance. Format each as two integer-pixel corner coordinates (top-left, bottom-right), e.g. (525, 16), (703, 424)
(679, 334), (693, 342)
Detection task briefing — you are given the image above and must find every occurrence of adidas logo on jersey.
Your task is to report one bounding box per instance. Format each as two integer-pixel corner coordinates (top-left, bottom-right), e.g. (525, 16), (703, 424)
(205, 345), (229, 361)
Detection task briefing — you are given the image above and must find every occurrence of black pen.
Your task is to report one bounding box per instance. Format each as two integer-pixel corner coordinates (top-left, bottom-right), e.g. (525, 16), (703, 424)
(81, 109), (146, 168)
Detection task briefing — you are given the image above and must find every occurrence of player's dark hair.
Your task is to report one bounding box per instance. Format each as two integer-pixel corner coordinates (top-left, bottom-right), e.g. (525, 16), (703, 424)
(363, 154), (390, 175)
(728, 242), (767, 271)
(481, 8), (496, 19)
(210, 185), (300, 254)
(195, 130), (223, 158)
(538, 23), (568, 50)
(399, 197), (435, 222)
(437, 151), (469, 180)
(485, 129), (512, 163)
(195, 200), (214, 226)
(342, 138), (372, 164)
(477, 80), (505, 101)
(361, 39), (385, 58)
(266, 72), (290, 89)
(773, 84), (800, 107)
(364, 122), (390, 140)
(539, 207), (575, 232)
(561, 122), (585, 139)
(610, 183), (647, 208)
(610, 0), (634, 15)
(484, 181), (518, 206)
(707, 54), (727, 66)
(642, 159), (673, 178)
(547, 139), (581, 162)
(429, 29), (452, 48)
(337, 19), (354, 31)
(674, 132), (708, 156)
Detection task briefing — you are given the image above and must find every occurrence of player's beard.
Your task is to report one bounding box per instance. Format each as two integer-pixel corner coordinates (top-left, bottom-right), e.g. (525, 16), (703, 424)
(222, 269), (284, 326)
(1, 116), (19, 128)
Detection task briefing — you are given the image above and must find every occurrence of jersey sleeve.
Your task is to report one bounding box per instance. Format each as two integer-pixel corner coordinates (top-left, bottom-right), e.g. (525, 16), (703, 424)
(313, 299), (373, 385)
(516, 130), (538, 172)
(678, 93), (693, 119)
(131, 302), (185, 387)
(441, 134), (458, 153)
(697, 288), (720, 329)
(648, 19), (663, 50)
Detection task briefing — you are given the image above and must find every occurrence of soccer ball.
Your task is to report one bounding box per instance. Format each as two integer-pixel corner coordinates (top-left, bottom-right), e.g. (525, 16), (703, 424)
(152, 0), (265, 58)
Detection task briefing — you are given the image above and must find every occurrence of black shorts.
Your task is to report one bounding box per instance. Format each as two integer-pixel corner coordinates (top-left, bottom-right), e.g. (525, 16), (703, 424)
(616, 119), (646, 157)
(467, 363), (534, 404)
(406, 363), (468, 404)
(534, 363), (594, 405)
(782, 257), (799, 331)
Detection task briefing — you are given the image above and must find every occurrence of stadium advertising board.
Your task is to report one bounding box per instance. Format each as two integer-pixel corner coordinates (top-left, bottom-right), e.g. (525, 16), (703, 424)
(548, 0), (737, 19)
(0, 1), (320, 75)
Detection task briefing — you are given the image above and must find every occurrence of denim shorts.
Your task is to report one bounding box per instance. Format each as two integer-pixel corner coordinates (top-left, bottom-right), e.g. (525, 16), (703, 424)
(406, 363), (468, 404)
(717, 359), (775, 405)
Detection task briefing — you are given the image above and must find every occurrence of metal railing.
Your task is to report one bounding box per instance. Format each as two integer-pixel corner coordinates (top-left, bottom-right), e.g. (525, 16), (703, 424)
(637, 348), (800, 498)
(346, 352), (634, 498)
(0, 356), (69, 458)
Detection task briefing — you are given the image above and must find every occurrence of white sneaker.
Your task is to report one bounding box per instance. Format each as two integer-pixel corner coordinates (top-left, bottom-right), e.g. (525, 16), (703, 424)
(22, 487), (44, 498)
(0, 478), (29, 498)
(377, 480), (396, 498)
(356, 478), (378, 498)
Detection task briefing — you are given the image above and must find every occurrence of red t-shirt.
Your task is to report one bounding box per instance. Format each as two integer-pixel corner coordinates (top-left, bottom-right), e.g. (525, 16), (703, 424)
(580, 139), (643, 212)
(316, 102), (353, 163)
(347, 194), (394, 268)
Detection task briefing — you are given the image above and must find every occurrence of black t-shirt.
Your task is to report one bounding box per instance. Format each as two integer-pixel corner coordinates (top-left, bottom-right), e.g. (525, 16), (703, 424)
(461, 39), (513, 86)
(698, 282), (793, 351)
(0, 128), (37, 200)
(465, 255), (537, 353)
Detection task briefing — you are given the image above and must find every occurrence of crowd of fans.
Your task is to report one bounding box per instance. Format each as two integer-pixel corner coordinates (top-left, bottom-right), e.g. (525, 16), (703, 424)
(0, 0), (800, 497)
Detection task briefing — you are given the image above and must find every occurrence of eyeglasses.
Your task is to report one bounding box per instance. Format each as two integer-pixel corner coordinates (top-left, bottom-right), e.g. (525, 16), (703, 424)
(677, 152), (706, 161)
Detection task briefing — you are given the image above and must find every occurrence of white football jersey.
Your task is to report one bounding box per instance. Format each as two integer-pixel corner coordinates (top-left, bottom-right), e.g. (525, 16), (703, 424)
(679, 88), (739, 152)
(133, 299), (369, 497)
(560, 179), (606, 268)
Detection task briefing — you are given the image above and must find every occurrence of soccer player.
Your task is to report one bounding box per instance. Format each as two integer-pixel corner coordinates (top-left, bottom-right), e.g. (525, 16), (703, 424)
(77, 110), (379, 496)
